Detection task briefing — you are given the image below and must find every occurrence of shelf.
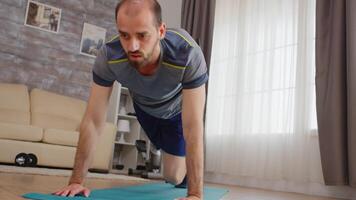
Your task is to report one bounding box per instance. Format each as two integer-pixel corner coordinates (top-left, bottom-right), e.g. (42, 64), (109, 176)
(108, 83), (160, 176)
(121, 87), (129, 95)
(115, 141), (136, 146)
(118, 114), (137, 120)
(110, 169), (128, 175)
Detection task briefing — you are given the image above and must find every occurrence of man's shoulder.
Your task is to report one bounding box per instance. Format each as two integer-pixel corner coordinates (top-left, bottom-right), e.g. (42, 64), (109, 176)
(103, 35), (127, 62)
(162, 28), (200, 67)
(164, 28), (198, 49)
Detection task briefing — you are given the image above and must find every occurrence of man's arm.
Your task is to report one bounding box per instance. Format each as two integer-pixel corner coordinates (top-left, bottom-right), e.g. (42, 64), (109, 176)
(54, 83), (113, 197)
(181, 84), (206, 199)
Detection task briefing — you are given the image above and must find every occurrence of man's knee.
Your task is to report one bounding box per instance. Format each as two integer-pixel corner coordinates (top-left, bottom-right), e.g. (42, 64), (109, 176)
(164, 171), (185, 185)
(162, 152), (186, 185)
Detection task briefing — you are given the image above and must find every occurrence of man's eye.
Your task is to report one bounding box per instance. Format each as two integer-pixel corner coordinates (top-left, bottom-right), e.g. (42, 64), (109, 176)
(120, 34), (129, 39)
(138, 34), (147, 39)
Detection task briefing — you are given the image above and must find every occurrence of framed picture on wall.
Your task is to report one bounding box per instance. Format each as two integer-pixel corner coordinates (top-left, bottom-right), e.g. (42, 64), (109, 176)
(79, 23), (106, 58)
(24, 0), (61, 33)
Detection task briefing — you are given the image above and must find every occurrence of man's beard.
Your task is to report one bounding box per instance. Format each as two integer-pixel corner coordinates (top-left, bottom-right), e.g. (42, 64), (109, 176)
(128, 51), (150, 69)
(128, 39), (159, 69)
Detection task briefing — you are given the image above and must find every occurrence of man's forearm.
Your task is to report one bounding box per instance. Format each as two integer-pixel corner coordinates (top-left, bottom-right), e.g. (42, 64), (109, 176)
(184, 123), (204, 198)
(69, 122), (100, 185)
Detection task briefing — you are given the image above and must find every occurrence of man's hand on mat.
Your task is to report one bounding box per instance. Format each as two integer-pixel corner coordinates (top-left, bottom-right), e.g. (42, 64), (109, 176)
(53, 183), (91, 197)
(175, 195), (201, 200)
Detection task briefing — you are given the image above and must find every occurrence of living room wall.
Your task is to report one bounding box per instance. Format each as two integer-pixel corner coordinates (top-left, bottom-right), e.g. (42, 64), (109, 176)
(157, 0), (182, 29)
(0, 0), (182, 100)
(0, 0), (119, 100)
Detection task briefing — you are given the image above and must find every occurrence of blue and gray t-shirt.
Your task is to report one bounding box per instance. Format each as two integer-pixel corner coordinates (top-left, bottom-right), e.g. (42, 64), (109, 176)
(92, 28), (208, 119)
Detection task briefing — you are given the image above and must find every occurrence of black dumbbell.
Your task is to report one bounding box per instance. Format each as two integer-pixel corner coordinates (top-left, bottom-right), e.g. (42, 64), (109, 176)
(27, 153), (38, 167)
(15, 153), (29, 167)
(14, 153), (38, 167)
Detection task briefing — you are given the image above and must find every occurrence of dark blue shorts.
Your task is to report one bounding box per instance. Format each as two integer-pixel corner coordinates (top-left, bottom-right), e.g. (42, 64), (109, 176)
(133, 103), (186, 157)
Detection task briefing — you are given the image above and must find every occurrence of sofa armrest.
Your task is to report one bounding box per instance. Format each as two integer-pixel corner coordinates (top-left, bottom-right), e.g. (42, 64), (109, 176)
(91, 122), (116, 171)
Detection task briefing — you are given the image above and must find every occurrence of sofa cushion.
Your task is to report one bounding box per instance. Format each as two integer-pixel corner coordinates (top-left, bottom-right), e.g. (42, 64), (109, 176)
(42, 128), (79, 147)
(0, 122), (43, 142)
(0, 83), (30, 125)
(0, 139), (76, 168)
(30, 88), (87, 131)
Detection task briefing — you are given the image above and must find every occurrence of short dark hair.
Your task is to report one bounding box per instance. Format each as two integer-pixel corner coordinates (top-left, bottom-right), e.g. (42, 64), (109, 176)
(115, 0), (162, 27)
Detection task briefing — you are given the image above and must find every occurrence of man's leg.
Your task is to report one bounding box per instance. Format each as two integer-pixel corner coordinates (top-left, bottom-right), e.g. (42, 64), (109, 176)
(162, 151), (186, 185)
(132, 104), (186, 184)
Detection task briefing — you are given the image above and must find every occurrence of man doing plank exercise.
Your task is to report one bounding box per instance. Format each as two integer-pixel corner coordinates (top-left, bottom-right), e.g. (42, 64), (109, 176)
(54, 0), (208, 199)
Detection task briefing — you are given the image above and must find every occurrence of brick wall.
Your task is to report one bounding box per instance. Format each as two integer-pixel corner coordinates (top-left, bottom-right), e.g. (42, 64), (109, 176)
(0, 0), (118, 100)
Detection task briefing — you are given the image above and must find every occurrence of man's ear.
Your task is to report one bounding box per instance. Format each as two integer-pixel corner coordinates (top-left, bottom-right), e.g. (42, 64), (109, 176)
(159, 22), (166, 39)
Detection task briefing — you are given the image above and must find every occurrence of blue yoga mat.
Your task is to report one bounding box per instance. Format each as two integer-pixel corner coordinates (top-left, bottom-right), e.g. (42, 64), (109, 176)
(23, 182), (228, 200)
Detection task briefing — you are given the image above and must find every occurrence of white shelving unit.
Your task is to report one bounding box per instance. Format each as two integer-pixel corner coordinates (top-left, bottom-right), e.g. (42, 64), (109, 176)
(106, 82), (151, 174)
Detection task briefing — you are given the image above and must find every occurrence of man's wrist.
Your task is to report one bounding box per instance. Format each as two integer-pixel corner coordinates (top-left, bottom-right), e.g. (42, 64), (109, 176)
(69, 177), (83, 185)
(187, 194), (202, 200)
(187, 177), (203, 199)
(188, 191), (202, 199)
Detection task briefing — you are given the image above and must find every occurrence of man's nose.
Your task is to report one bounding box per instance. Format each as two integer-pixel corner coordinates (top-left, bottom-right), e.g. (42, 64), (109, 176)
(128, 38), (140, 52)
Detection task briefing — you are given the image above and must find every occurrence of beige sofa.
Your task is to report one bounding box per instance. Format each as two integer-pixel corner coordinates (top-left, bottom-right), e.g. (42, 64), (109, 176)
(0, 83), (116, 171)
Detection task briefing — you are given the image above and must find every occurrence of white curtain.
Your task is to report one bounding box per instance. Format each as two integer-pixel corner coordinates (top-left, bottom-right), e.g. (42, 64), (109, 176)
(205, 0), (356, 198)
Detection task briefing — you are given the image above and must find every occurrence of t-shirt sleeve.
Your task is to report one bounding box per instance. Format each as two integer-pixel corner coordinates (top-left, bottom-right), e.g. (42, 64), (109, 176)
(92, 45), (116, 87)
(182, 46), (209, 89)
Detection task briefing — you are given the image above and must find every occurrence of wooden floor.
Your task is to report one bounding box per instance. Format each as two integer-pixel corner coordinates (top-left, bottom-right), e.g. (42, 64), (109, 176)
(0, 172), (343, 200)
(208, 183), (343, 200)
